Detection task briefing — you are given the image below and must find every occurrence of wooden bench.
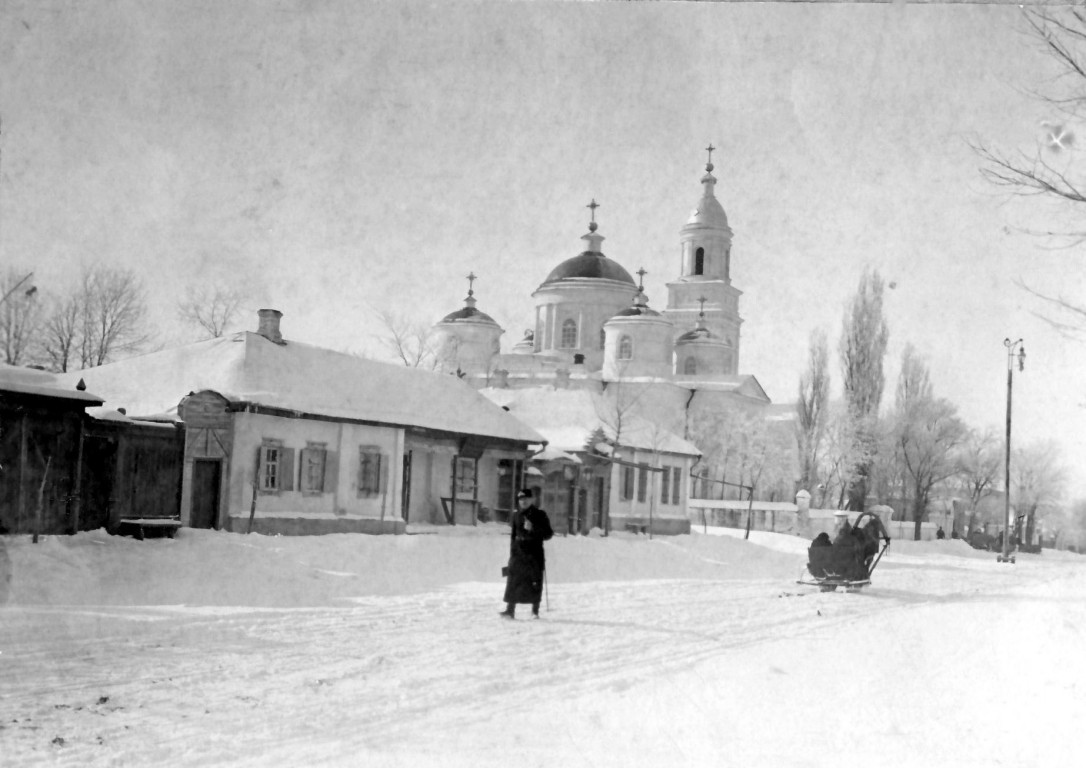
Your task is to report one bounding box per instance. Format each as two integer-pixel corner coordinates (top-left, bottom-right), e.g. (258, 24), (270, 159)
(625, 522), (648, 535)
(115, 518), (183, 540)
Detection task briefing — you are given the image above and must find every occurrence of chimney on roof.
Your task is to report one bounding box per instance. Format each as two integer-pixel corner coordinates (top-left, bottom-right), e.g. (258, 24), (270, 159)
(257, 309), (285, 344)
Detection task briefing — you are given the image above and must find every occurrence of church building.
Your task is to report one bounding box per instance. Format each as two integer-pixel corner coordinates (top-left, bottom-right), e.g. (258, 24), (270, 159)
(429, 149), (790, 533)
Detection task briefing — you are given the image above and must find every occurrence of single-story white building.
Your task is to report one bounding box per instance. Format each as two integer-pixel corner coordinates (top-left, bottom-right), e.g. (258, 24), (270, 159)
(58, 310), (545, 535)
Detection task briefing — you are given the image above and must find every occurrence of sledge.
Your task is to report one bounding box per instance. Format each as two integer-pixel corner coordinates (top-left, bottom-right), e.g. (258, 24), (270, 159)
(795, 511), (890, 592)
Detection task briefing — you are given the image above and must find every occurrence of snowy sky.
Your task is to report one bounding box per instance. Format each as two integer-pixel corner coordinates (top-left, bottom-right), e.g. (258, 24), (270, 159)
(2, 1), (1085, 495)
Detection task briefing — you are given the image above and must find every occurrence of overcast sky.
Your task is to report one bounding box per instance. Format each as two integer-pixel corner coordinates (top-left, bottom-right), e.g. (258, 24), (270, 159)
(3, 0), (1085, 496)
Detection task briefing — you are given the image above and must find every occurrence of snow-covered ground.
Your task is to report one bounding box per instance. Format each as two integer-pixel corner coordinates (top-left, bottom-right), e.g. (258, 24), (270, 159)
(2, 525), (1083, 767)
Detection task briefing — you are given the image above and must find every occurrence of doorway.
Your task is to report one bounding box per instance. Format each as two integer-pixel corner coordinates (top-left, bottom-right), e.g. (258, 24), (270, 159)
(190, 459), (222, 529)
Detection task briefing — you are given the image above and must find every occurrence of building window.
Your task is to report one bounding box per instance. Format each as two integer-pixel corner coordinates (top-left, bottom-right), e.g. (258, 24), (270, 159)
(300, 442), (327, 494)
(684, 357), (697, 375)
(258, 440), (293, 493)
(455, 457), (476, 494)
(560, 319), (578, 349)
(621, 465), (635, 501)
(694, 247), (705, 275)
(637, 465), (647, 502)
(358, 446), (384, 497)
(600, 328), (606, 350)
(618, 335), (633, 360)
(660, 465), (671, 505)
(672, 467), (682, 505)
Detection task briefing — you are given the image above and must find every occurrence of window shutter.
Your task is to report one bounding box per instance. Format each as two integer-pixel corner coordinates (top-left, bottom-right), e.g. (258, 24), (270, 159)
(280, 448), (295, 491)
(322, 450), (338, 493)
(298, 447), (312, 490)
(254, 446), (263, 489)
(378, 454), (388, 493)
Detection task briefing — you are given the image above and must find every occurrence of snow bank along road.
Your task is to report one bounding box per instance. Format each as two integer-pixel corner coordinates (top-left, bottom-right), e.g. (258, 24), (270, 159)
(1, 529), (1084, 767)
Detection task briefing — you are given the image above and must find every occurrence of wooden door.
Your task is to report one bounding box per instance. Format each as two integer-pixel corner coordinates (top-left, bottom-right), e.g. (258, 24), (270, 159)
(190, 459), (221, 529)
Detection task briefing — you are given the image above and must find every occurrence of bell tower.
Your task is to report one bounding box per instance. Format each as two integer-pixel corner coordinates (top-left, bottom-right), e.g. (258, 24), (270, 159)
(664, 146), (743, 372)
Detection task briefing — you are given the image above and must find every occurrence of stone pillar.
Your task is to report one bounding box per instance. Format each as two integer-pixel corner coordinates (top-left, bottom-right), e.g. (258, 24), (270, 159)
(795, 489), (811, 536)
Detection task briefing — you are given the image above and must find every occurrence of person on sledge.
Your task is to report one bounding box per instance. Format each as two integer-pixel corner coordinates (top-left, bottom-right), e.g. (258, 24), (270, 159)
(500, 488), (553, 620)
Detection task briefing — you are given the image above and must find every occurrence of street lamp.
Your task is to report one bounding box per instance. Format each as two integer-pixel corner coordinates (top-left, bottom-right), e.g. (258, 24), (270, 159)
(998, 337), (1026, 564)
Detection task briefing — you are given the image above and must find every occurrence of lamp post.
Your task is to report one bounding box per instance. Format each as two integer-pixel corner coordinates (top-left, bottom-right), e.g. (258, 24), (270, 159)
(998, 338), (1026, 564)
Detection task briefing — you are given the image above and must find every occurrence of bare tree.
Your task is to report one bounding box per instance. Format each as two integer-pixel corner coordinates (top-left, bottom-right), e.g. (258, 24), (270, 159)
(41, 292), (82, 372)
(178, 286), (244, 339)
(955, 427), (1003, 535)
(891, 347), (968, 540)
(1012, 439), (1069, 547)
(39, 266), (152, 371)
(974, 4), (1086, 327)
(374, 308), (440, 369)
(796, 327), (830, 493)
(839, 267), (890, 511)
(0, 269), (41, 365)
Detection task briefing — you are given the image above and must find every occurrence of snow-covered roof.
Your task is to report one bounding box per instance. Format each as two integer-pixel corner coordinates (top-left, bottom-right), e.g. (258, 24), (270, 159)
(678, 375), (771, 404)
(0, 364), (104, 406)
(481, 387), (701, 457)
(54, 333), (544, 445)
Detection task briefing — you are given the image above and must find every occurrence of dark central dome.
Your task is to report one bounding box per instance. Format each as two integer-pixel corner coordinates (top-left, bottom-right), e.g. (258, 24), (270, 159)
(542, 251), (636, 286)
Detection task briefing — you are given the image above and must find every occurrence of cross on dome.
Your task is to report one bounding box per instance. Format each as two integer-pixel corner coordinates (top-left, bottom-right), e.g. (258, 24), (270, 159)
(705, 144), (715, 172)
(587, 198), (600, 232)
(636, 267), (647, 290)
(466, 271), (477, 297)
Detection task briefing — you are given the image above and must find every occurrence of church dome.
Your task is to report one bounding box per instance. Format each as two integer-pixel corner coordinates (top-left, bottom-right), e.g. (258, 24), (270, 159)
(540, 200), (636, 288)
(436, 273), (501, 328)
(543, 251), (636, 287)
(685, 193), (729, 229)
(611, 287), (659, 317)
(684, 148), (729, 229)
(439, 304), (498, 325)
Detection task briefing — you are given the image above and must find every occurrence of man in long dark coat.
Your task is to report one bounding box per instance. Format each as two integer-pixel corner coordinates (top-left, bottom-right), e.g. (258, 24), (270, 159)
(500, 488), (553, 619)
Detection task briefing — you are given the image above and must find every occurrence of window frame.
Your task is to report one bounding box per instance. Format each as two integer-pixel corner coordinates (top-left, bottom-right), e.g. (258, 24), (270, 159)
(455, 456), (477, 495)
(672, 466), (682, 505)
(259, 440), (284, 494)
(560, 318), (578, 349)
(618, 335), (633, 360)
(660, 464), (671, 505)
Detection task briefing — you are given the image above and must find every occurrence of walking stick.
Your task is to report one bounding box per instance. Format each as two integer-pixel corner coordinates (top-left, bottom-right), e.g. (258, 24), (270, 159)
(544, 568), (549, 611)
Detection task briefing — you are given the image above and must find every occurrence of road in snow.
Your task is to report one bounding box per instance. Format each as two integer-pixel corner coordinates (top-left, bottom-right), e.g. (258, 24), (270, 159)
(1, 526), (1083, 767)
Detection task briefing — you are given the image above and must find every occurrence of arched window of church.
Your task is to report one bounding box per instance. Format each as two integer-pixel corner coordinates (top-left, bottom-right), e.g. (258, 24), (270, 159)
(560, 319), (577, 349)
(600, 328), (606, 350)
(684, 357), (697, 375)
(618, 335), (633, 360)
(694, 247), (705, 276)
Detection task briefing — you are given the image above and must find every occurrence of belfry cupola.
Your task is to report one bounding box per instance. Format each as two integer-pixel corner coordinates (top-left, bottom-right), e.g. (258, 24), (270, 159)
(680, 144), (734, 281)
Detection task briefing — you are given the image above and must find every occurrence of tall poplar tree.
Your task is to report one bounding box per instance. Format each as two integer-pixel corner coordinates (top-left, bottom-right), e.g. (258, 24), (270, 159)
(839, 267), (889, 511)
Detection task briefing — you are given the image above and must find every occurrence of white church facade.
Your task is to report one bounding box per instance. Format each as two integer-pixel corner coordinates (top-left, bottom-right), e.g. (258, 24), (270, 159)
(429, 149), (792, 534)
